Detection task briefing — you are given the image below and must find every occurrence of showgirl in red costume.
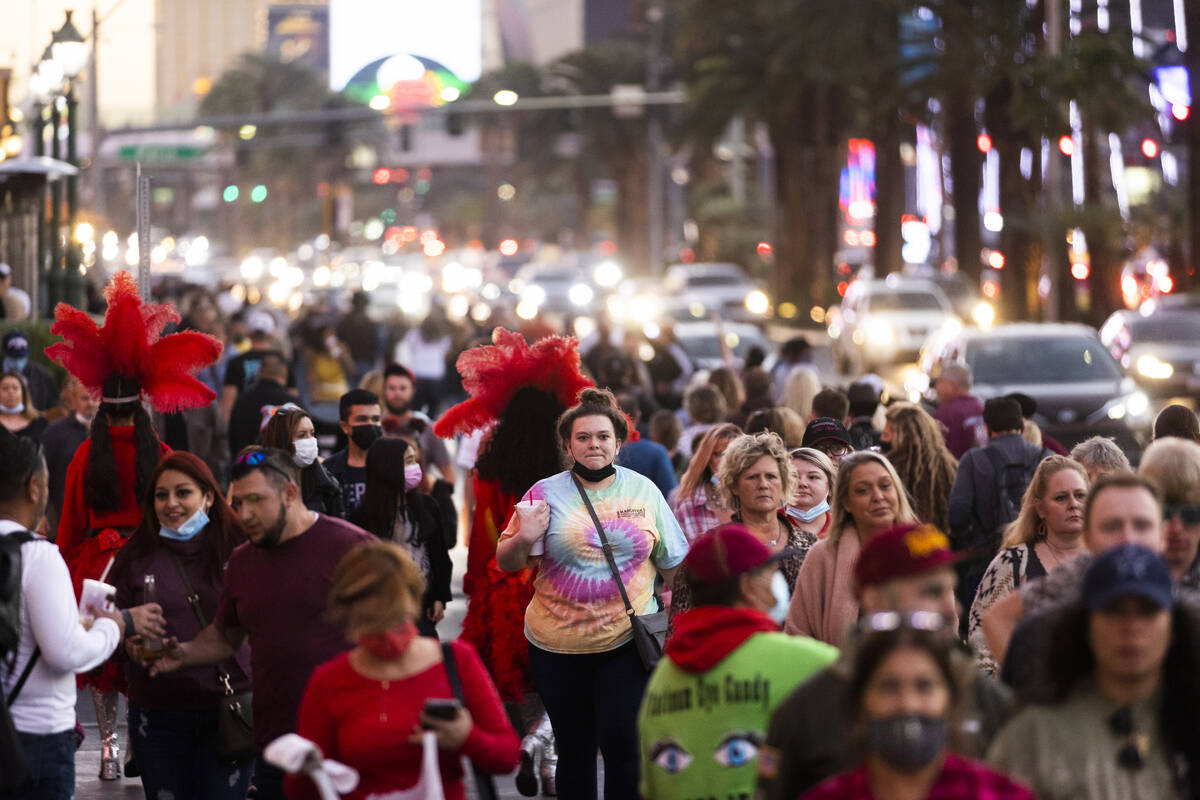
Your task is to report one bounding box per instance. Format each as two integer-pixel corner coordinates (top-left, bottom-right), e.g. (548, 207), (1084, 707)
(48, 271), (222, 780)
(435, 328), (591, 796)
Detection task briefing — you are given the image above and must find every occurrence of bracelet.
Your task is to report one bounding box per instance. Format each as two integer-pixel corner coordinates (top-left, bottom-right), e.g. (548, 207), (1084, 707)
(121, 609), (135, 641)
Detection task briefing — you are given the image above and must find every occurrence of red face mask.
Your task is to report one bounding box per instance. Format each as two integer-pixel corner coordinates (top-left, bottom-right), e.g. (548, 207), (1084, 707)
(358, 621), (419, 660)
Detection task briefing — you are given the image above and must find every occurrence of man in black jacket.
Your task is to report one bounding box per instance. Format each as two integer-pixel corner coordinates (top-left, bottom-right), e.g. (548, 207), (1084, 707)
(38, 376), (97, 539)
(947, 396), (1051, 619)
(228, 353), (297, 457)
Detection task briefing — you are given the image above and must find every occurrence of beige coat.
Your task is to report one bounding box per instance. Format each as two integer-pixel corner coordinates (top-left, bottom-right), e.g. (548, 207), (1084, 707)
(783, 527), (862, 646)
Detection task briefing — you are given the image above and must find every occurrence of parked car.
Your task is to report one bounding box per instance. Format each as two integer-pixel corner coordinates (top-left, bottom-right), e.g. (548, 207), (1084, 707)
(827, 276), (956, 371)
(920, 322), (1152, 457)
(1099, 307), (1200, 398)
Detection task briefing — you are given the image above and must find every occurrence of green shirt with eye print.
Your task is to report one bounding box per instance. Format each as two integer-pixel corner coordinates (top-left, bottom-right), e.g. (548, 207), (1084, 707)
(638, 631), (838, 800)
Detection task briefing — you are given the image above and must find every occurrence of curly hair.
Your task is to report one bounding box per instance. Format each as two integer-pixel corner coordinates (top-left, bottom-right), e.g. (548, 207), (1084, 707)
(1001, 455), (1088, 548)
(829, 451), (918, 551)
(884, 402), (959, 532)
(475, 386), (568, 497)
(717, 432), (797, 512)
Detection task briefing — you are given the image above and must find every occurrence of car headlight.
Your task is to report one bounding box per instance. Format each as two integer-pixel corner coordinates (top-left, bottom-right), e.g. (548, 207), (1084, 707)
(1104, 390), (1151, 422)
(1136, 355), (1174, 380)
(972, 301), (995, 330)
(568, 282), (595, 307)
(864, 318), (894, 345)
(745, 290), (769, 316)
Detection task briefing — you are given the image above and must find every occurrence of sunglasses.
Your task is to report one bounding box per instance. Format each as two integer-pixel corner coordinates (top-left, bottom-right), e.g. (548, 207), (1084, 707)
(1108, 707), (1148, 771)
(233, 449), (294, 482)
(1163, 504), (1200, 525)
(860, 610), (946, 634)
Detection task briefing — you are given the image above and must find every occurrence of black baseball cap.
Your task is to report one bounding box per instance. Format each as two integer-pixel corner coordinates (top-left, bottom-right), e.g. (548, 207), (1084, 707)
(802, 417), (852, 450)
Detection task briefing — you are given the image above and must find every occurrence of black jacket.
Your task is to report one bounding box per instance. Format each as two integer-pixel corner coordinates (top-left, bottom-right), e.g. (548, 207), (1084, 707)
(349, 491), (452, 608)
(303, 461), (345, 518)
(228, 378), (297, 457)
(40, 414), (89, 538)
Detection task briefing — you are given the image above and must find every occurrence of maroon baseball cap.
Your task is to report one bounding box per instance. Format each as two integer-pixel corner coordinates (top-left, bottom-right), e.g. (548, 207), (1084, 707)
(854, 523), (960, 588)
(684, 524), (789, 583)
(802, 417), (853, 450)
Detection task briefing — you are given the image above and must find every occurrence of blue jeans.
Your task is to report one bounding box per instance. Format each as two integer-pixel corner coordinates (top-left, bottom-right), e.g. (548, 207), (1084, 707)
(127, 702), (254, 800)
(5, 730), (74, 800)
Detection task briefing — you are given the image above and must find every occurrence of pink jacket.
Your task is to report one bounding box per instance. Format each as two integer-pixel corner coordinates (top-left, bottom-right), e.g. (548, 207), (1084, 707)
(784, 528), (862, 646)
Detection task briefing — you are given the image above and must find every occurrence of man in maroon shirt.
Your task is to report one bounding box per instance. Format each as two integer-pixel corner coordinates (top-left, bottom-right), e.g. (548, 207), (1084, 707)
(150, 447), (373, 800)
(931, 362), (985, 459)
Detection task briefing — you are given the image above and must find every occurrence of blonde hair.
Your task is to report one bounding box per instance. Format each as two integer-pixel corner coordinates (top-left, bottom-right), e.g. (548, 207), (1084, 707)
(327, 541), (425, 636)
(358, 369), (384, 396)
(782, 366), (821, 420)
(708, 367), (745, 412)
(790, 447), (835, 501)
(1021, 418), (1043, 447)
(717, 432), (797, 513)
(1002, 455), (1089, 547)
(829, 451), (918, 551)
(1139, 437), (1200, 505)
(883, 402), (958, 531)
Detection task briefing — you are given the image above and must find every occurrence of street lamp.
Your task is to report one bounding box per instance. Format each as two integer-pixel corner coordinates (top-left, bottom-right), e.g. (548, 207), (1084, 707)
(53, 11), (88, 309)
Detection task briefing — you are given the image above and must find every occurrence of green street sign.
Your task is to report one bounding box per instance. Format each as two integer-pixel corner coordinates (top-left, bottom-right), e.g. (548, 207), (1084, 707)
(117, 145), (204, 161)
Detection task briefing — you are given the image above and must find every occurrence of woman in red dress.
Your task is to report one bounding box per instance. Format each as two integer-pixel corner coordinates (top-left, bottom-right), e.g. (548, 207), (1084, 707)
(47, 271), (222, 780)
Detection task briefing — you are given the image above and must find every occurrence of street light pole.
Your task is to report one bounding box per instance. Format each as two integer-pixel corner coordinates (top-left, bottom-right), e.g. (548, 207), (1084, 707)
(51, 10), (88, 310)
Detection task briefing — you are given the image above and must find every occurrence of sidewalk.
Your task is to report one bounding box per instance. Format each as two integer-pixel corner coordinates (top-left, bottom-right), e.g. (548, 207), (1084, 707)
(73, 543), (543, 800)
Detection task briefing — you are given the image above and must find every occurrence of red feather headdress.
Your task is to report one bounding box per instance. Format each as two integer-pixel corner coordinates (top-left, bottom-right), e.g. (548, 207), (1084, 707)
(45, 271), (223, 413)
(434, 328), (594, 438)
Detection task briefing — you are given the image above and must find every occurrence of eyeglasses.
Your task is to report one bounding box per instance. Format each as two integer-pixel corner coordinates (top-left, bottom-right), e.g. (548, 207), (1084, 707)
(860, 611), (946, 634)
(1163, 504), (1200, 525)
(1108, 707), (1148, 771)
(817, 443), (854, 458)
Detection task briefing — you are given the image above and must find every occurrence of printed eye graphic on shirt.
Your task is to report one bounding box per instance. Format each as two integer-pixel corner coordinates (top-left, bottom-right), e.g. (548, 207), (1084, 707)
(712, 731), (762, 768)
(650, 739), (694, 774)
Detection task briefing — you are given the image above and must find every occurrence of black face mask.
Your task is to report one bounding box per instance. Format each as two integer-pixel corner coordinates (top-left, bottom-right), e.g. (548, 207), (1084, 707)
(867, 714), (947, 772)
(350, 424), (383, 452)
(572, 461), (616, 482)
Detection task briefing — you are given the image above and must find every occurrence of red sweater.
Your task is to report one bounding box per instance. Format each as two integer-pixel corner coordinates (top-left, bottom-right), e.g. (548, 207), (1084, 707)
(286, 640), (520, 800)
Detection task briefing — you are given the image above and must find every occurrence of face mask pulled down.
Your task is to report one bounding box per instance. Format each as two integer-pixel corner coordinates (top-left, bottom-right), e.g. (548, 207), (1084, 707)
(160, 506), (210, 541)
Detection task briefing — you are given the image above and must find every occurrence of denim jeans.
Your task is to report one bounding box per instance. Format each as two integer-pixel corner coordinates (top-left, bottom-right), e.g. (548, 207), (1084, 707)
(127, 702), (254, 800)
(4, 729), (75, 800)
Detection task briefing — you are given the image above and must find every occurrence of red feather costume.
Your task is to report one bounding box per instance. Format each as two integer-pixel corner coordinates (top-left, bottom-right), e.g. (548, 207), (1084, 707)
(435, 329), (591, 701)
(47, 272), (222, 692)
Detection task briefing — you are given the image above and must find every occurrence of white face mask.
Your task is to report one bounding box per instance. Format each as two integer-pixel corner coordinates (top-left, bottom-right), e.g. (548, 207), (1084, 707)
(0, 402), (24, 415)
(293, 437), (319, 467)
(767, 570), (791, 624)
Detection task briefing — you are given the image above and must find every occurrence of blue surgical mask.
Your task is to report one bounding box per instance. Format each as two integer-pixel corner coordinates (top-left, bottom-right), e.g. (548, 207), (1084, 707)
(786, 498), (830, 524)
(159, 506), (210, 541)
(3, 357), (27, 374)
(710, 473), (720, 486)
(768, 570), (791, 624)
(0, 402), (24, 415)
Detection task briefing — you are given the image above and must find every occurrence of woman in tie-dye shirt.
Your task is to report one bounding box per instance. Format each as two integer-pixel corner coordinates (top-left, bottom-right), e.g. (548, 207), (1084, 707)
(497, 388), (689, 800)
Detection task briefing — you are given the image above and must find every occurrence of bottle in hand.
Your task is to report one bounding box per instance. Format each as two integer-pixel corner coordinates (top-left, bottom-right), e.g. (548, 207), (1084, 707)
(141, 574), (164, 661)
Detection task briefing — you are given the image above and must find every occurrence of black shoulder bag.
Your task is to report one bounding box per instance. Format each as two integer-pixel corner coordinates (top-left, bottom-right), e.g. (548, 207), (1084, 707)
(2, 530), (40, 792)
(571, 474), (668, 672)
(441, 642), (499, 800)
(166, 552), (255, 762)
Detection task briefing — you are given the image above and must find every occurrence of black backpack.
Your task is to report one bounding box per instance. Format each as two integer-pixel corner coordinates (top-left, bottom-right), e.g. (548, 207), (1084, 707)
(974, 445), (1048, 552)
(1, 530), (37, 793)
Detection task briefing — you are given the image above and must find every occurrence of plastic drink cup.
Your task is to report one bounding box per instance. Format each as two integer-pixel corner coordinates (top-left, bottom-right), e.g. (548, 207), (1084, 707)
(79, 578), (116, 627)
(515, 499), (548, 556)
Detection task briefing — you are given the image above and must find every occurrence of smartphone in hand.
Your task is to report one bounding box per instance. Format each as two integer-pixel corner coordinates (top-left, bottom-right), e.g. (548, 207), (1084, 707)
(422, 698), (462, 728)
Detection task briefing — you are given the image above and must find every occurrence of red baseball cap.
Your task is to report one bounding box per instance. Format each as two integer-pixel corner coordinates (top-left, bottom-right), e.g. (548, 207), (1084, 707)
(684, 524), (789, 583)
(854, 523), (960, 588)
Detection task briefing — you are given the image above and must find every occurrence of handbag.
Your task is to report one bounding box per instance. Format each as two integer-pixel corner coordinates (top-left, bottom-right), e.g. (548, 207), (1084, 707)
(167, 552), (255, 762)
(1, 648), (40, 792)
(570, 474), (668, 672)
(441, 642), (499, 800)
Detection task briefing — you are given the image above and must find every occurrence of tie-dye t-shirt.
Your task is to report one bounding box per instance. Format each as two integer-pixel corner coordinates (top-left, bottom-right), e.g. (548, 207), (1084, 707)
(523, 467), (689, 654)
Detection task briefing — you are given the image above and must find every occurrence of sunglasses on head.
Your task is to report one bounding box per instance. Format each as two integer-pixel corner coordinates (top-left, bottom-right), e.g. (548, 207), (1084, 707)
(860, 610), (946, 634)
(1163, 504), (1200, 525)
(233, 449), (294, 482)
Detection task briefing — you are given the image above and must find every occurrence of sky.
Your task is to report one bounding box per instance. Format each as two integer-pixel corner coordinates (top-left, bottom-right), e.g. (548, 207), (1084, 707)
(2, 0), (156, 128)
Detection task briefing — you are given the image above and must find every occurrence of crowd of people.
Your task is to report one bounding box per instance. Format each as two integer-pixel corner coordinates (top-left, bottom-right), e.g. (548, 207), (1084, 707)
(2, 270), (1200, 800)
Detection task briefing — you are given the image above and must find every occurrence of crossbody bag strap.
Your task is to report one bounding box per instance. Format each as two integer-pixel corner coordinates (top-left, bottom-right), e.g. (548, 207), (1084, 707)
(571, 474), (637, 618)
(165, 551), (235, 693)
(6, 647), (40, 707)
(441, 642), (463, 700)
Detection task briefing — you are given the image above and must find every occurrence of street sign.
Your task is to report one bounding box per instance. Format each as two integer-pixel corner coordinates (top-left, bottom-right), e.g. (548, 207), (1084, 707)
(117, 145), (203, 161)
